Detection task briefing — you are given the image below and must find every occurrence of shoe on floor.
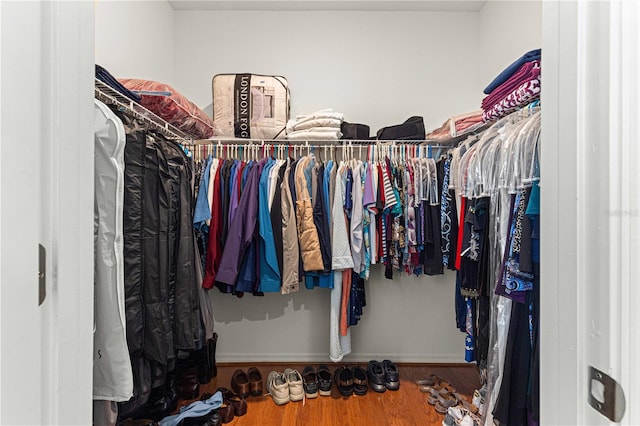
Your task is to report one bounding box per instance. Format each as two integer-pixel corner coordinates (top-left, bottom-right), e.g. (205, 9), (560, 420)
(230, 369), (250, 398)
(302, 366), (319, 398)
(283, 368), (304, 402)
(416, 373), (441, 386)
(266, 371), (290, 405)
(367, 360), (386, 393)
(334, 366), (354, 397)
(317, 365), (332, 396)
(247, 367), (263, 397)
(352, 366), (368, 396)
(382, 359), (400, 390)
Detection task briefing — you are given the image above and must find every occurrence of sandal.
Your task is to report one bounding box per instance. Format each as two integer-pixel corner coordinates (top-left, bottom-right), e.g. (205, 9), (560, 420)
(438, 383), (457, 394)
(459, 398), (479, 414)
(415, 373), (441, 386)
(435, 394), (458, 415)
(334, 366), (353, 397)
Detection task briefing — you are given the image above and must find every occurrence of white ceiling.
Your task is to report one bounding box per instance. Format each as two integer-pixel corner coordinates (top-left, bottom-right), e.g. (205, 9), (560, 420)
(168, 1), (487, 12)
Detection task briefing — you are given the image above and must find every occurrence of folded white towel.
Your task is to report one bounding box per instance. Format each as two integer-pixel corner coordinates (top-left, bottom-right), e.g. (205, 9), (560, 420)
(286, 117), (343, 133)
(286, 130), (342, 140)
(294, 108), (345, 122)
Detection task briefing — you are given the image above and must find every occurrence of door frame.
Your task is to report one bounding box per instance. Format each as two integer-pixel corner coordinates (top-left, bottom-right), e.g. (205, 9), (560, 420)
(0, 2), (94, 424)
(541, 1), (639, 424)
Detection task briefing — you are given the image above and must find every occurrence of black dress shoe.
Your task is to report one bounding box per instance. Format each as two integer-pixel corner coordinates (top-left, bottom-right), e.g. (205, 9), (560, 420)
(302, 366), (319, 398)
(317, 365), (332, 396)
(382, 359), (400, 390)
(367, 360), (386, 393)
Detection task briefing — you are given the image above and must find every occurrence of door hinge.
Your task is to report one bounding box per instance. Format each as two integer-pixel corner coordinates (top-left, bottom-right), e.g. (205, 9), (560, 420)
(588, 366), (625, 422)
(38, 243), (46, 306)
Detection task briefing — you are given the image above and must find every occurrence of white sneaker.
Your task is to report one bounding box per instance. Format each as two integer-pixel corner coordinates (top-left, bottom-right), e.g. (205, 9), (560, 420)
(267, 371), (290, 405)
(284, 368), (304, 402)
(459, 415), (475, 426)
(472, 389), (485, 412)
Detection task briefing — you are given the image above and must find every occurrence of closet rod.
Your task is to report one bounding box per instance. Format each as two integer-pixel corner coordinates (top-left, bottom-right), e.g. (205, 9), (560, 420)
(94, 78), (192, 144)
(193, 139), (455, 149)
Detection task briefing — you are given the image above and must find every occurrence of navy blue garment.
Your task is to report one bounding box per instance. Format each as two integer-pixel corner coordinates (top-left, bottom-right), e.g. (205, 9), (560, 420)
(483, 49), (542, 94)
(345, 168), (353, 217)
(313, 164), (332, 273)
(95, 64), (141, 102)
(348, 272), (366, 326)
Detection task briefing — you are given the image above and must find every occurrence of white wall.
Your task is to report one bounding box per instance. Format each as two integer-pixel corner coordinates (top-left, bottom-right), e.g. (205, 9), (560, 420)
(174, 9), (483, 362)
(95, 0), (176, 85)
(174, 10), (482, 133)
(478, 0), (542, 93)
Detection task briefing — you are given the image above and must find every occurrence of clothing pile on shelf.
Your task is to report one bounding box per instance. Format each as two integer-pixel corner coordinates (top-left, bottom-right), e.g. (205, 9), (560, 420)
(426, 110), (488, 144)
(449, 109), (541, 426)
(95, 64), (141, 102)
(285, 109), (345, 140)
(482, 49), (541, 122)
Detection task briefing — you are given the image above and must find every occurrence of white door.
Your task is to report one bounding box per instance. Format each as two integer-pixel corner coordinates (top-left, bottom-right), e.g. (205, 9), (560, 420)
(542, 1), (640, 424)
(0, 2), (94, 424)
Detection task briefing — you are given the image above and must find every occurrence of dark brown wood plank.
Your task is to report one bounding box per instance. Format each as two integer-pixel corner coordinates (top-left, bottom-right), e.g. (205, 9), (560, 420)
(177, 363), (481, 425)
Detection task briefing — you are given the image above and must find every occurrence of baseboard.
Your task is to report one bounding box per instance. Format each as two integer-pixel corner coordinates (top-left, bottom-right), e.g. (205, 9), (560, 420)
(216, 352), (466, 364)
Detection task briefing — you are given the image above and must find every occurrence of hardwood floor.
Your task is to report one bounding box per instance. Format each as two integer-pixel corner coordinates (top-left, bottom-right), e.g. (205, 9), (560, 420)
(179, 363), (481, 426)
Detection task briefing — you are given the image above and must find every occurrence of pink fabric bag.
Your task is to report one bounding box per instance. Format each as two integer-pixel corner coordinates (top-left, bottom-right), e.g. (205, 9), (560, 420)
(120, 79), (218, 139)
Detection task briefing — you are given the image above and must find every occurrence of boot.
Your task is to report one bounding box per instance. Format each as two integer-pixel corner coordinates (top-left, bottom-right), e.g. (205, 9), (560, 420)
(175, 359), (200, 400)
(209, 333), (218, 379)
(195, 343), (212, 385)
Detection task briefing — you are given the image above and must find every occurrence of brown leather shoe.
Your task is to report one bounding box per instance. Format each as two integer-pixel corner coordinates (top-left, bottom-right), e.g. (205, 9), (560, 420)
(217, 402), (234, 424)
(231, 369), (250, 397)
(247, 367), (263, 397)
(216, 386), (247, 416)
(226, 394), (247, 416)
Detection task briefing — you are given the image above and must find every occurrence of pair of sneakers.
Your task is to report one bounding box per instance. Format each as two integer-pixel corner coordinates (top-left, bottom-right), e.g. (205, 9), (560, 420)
(442, 406), (481, 426)
(266, 369), (304, 405)
(301, 365), (332, 398)
(368, 360), (400, 392)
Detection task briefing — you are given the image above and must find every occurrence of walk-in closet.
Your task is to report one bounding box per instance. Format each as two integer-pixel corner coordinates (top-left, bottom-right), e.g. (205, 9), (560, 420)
(1, 1), (639, 426)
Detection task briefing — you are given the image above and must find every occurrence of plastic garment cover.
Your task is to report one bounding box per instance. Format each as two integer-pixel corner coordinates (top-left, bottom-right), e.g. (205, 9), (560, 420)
(120, 79), (217, 139)
(117, 353), (152, 419)
(141, 134), (174, 364)
(479, 111), (541, 426)
(116, 112), (147, 354)
(195, 238), (215, 341)
(93, 100), (134, 401)
(161, 140), (201, 351)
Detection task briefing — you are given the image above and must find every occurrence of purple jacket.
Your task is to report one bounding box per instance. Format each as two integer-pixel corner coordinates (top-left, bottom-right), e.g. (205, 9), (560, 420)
(215, 159), (265, 285)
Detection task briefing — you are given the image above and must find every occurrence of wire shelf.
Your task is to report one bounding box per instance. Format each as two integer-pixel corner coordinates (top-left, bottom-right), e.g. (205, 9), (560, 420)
(94, 78), (191, 143)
